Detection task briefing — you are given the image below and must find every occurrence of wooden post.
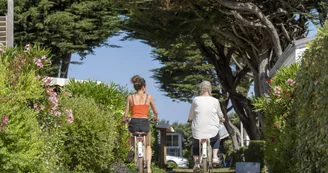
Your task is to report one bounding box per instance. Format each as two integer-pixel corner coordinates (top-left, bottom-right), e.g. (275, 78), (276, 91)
(159, 129), (167, 168)
(7, 0), (13, 48)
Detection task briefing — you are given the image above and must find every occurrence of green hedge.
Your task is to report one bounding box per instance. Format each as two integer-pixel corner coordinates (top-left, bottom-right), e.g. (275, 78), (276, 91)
(231, 141), (265, 172)
(59, 96), (116, 172)
(292, 20), (328, 173)
(244, 140), (265, 169)
(64, 80), (129, 163)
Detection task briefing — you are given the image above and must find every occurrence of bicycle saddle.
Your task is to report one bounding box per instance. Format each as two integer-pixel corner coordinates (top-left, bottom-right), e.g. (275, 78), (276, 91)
(132, 132), (148, 136)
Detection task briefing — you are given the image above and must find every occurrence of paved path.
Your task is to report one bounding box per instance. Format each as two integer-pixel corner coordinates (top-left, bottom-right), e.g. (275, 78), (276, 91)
(169, 168), (236, 173)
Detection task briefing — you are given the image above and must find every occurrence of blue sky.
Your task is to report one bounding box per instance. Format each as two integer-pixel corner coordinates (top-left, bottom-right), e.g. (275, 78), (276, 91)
(68, 24), (318, 124)
(68, 34), (191, 124)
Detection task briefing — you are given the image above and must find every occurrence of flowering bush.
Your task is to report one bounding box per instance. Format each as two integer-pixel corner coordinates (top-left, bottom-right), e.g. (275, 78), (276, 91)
(253, 63), (299, 173)
(0, 44), (60, 172)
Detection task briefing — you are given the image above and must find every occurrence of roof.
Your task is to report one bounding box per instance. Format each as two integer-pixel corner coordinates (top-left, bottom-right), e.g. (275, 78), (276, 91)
(50, 77), (102, 86)
(269, 37), (315, 77)
(156, 123), (175, 133)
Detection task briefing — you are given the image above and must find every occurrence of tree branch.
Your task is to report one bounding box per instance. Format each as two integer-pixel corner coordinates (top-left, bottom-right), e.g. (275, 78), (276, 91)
(212, 26), (249, 50)
(233, 66), (250, 88)
(231, 10), (267, 28)
(217, 0), (283, 58)
(232, 25), (259, 52)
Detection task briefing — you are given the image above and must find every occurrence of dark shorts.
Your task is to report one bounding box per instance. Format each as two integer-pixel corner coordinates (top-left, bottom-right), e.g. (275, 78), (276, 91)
(128, 118), (150, 133)
(192, 132), (220, 156)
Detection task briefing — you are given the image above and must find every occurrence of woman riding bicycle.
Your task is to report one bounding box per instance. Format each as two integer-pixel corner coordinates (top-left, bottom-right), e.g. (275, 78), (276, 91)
(122, 75), (159, 173)
(188, 81), (225, 172)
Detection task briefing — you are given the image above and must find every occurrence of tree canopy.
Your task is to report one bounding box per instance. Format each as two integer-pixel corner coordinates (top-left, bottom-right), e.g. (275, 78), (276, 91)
(0, 0), (120, 77)
(118, 0), (327, 144)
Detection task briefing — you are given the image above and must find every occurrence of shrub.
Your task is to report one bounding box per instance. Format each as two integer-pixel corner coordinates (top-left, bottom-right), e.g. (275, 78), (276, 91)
(244, 140), (265, 169)
(59, 96), (117, 172)
(231, 147), (246, 167)
(0, 45), (58, 172)
(293, 20), (328, 173)
(253, 63), (299, 173)
(64, 80), (129, 162)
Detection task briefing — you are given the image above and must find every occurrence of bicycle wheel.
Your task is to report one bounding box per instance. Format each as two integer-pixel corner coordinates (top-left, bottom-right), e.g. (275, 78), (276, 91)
(202, 158), (208, 173)
(137, 157), (144, 173)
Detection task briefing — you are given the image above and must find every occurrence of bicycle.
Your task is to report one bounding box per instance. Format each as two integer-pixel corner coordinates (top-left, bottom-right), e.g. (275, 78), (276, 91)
(197, 138), (212, 173)
(123, 118), (157, 173)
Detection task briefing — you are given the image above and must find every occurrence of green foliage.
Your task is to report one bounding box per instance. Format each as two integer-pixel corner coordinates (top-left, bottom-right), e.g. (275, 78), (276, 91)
(59, 96), (116, 172)
(0, 105), (45, 172)
(0, 45), (58, 172)
(253, 63), (299, 173)
(223, 139), (233, 156)
(231, 147), (246, 167)
(230, 140), (265, 171)
(292, 20), (328, 173)
(127, 163), (166, 173)
(0, 0), (120, 77)
(151, 38), (220, 102)
(64, 80), (129, 162)
(244, 141), (265, 169)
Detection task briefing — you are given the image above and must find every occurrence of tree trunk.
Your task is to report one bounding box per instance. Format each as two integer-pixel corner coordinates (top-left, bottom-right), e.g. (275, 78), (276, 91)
(60, 53), (72, 78)
(219, 91), (241, 151)
(49, 57), (60, 77)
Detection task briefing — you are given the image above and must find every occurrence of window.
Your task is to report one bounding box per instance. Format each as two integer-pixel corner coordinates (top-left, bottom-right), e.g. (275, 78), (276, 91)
(166, 133), (182, 157)
(167, 148), (180, 157)
(167, 134), (179, 146)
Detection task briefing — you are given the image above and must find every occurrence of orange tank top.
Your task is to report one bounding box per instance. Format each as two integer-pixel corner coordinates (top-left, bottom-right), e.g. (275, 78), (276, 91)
(131, 94), (149, 118)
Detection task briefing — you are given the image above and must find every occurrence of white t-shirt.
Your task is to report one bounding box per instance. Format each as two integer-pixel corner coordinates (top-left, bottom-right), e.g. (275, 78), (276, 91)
(188, 96), (224, 139)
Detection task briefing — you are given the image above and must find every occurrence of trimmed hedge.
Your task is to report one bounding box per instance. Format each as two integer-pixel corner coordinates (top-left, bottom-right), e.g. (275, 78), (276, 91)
(244, 140), (265, 169)
(293, 21), (328, 173)
(231, 140), (265, 171)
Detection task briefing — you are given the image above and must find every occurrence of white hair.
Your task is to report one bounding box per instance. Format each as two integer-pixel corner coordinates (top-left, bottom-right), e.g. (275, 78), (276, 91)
(199, 81), (212, 95)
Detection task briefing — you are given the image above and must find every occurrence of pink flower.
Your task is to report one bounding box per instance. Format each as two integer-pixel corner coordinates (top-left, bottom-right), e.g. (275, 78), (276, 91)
(0, 47), (3, 53)
(266, 79), (271, 84)
(268, 89), (272, 93)
(41, 55), (47, 60)
(2, 116), (9, 124)
(44, 77), (53, 87)
(66, 109), (73, 123)
(51, 104), (58, 110)
(34, 104), (40, 113)
(274, 87), (281, 94)
(34, 58), (44, 68)
(287, 79), (295, 86)
(54, 111), (61, 116)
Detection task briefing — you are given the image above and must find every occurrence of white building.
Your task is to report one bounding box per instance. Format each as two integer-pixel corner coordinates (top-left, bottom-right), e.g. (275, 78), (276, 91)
(269, 37), (315, 77)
